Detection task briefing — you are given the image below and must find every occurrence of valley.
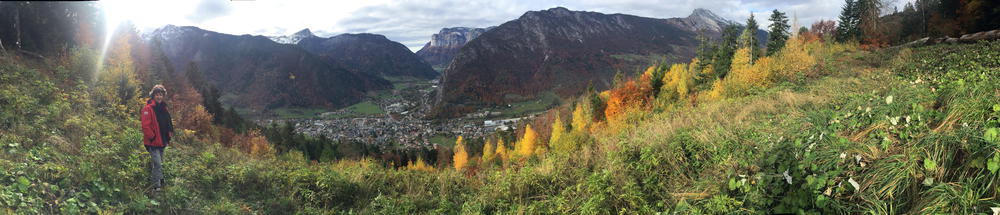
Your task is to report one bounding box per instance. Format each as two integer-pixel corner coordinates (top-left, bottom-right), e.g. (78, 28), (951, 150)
(253, 76), (546, 150)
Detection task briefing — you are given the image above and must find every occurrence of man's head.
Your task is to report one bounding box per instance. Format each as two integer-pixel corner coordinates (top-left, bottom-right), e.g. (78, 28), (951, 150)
(150, 85), (167, 103)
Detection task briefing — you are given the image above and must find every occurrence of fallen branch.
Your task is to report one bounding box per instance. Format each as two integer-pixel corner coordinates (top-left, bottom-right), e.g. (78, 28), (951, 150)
(17, 49), (46, 60)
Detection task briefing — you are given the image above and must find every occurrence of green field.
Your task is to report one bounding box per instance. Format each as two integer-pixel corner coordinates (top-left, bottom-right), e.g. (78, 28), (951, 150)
(428, 134), (458, 147)
(497, 91), (561, 118)
(320, 101), (385, 119)
(272, 107), (329, 119)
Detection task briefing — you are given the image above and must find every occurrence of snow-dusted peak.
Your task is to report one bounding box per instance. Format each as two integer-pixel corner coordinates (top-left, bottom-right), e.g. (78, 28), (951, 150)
(268, 28), (317, 44)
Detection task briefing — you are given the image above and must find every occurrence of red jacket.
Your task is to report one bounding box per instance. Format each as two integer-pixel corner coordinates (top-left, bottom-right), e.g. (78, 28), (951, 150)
(141, 99), (165, 147)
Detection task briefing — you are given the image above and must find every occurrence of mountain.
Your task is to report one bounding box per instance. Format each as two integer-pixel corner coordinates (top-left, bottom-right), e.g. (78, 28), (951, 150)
(415, 27), (493, 69)
(148, 25), (390, 110)
(268, 28), (316, 44)
(430, 7), (743, 118)
(297, 32), (438, 79)
(669, 8), (736, 32)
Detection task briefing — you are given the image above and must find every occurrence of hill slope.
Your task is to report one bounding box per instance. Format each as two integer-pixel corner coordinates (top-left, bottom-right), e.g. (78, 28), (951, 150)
(430, 7), (751, 118)
(4, 31), (997, 213)
(149, 25), (390, 110)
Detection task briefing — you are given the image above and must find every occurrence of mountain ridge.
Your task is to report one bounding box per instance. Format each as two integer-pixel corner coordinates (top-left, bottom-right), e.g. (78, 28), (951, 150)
(429, 7), (744, 118)
(148, 25), (390, 110)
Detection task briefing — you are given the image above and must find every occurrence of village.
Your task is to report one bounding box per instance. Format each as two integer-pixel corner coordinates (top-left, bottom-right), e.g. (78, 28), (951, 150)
(257, 78), (537, 150)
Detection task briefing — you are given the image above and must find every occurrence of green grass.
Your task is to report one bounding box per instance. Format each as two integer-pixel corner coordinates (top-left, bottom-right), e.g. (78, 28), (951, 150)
(429, 134), (458, 147)
(498, 91), (561, 118)
(272, 107), (328, 119)
(347, 101), (384, 115)
(321, 101), (385, 119)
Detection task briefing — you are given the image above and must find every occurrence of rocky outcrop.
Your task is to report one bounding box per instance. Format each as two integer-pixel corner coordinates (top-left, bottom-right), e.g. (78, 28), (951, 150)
(415, 27), (492, 69)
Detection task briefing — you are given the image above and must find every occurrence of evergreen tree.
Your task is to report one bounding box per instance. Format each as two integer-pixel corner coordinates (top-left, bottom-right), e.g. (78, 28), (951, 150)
(836, 0), (862, 42)
(766, 9), (790, 56)
(738, 13), (760, 63)
(712, 24), (741, 78)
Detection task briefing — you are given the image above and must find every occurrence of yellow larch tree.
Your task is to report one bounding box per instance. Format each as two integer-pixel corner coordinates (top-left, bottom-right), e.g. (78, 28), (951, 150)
(482, 138), (496, 164)
(515, 124), (537, 157)
(495, 138), (508, 163)
(548, 115), (567, 151)
(453, 136), (469, 171)
(571, 103), (591, 133)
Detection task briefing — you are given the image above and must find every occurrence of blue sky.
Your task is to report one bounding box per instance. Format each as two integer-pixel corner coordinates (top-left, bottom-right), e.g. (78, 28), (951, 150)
(104, 0), (909, 51)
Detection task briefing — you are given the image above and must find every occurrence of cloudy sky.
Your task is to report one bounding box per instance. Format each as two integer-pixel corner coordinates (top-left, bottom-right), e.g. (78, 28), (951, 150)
(103, 0), (910, 52)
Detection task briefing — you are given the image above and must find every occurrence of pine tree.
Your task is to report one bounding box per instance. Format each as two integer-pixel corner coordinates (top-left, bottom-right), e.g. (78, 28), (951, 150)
(453, 136), (469, 171)
(739, 13), (761, 62)
(766, 9), (790, 56)
(713, 25), (741, 79)
(837, 0), (862, 42)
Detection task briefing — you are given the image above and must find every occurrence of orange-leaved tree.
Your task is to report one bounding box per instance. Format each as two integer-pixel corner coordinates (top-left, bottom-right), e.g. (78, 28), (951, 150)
(604, 74), (653, 123)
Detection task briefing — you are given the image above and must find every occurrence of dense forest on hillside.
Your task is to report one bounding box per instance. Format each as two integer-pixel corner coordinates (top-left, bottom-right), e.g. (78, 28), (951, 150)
(1, 1), (999, 214)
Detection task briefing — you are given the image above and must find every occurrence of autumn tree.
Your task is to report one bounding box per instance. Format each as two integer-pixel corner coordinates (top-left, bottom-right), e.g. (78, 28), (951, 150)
(453, 136), (469, 171)
(810, 20), (838, 40)
(766, 9), (790, 56)
(717, 47), (767, 97)
(515, 124), (537, 158)
(234, 129), (274, 158)
(482, 139), (496, 164)
(548, 115), (571, 153)
(495, 138), (509, 164)
(604, 78), (652, 123)
(407, 157), (434, 172)
(94, 28), (141, 119)
(659, 63), (694, 103)
(772, 36), (817, 80)
(571, 103), (592, 133)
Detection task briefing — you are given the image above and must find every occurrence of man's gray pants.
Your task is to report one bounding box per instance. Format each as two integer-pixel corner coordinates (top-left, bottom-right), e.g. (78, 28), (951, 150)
(147, 146), (164, 188)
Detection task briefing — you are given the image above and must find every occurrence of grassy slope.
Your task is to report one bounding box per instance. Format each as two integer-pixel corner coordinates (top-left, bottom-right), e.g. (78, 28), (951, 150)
(0, 40), (997, 214)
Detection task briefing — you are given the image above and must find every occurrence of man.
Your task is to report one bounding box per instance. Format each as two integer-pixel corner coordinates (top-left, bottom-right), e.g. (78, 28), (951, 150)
(141, 85), (173, 191)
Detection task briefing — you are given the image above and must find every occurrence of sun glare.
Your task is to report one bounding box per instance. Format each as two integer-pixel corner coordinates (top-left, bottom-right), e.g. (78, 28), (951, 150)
(96, 0), (130, 76)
